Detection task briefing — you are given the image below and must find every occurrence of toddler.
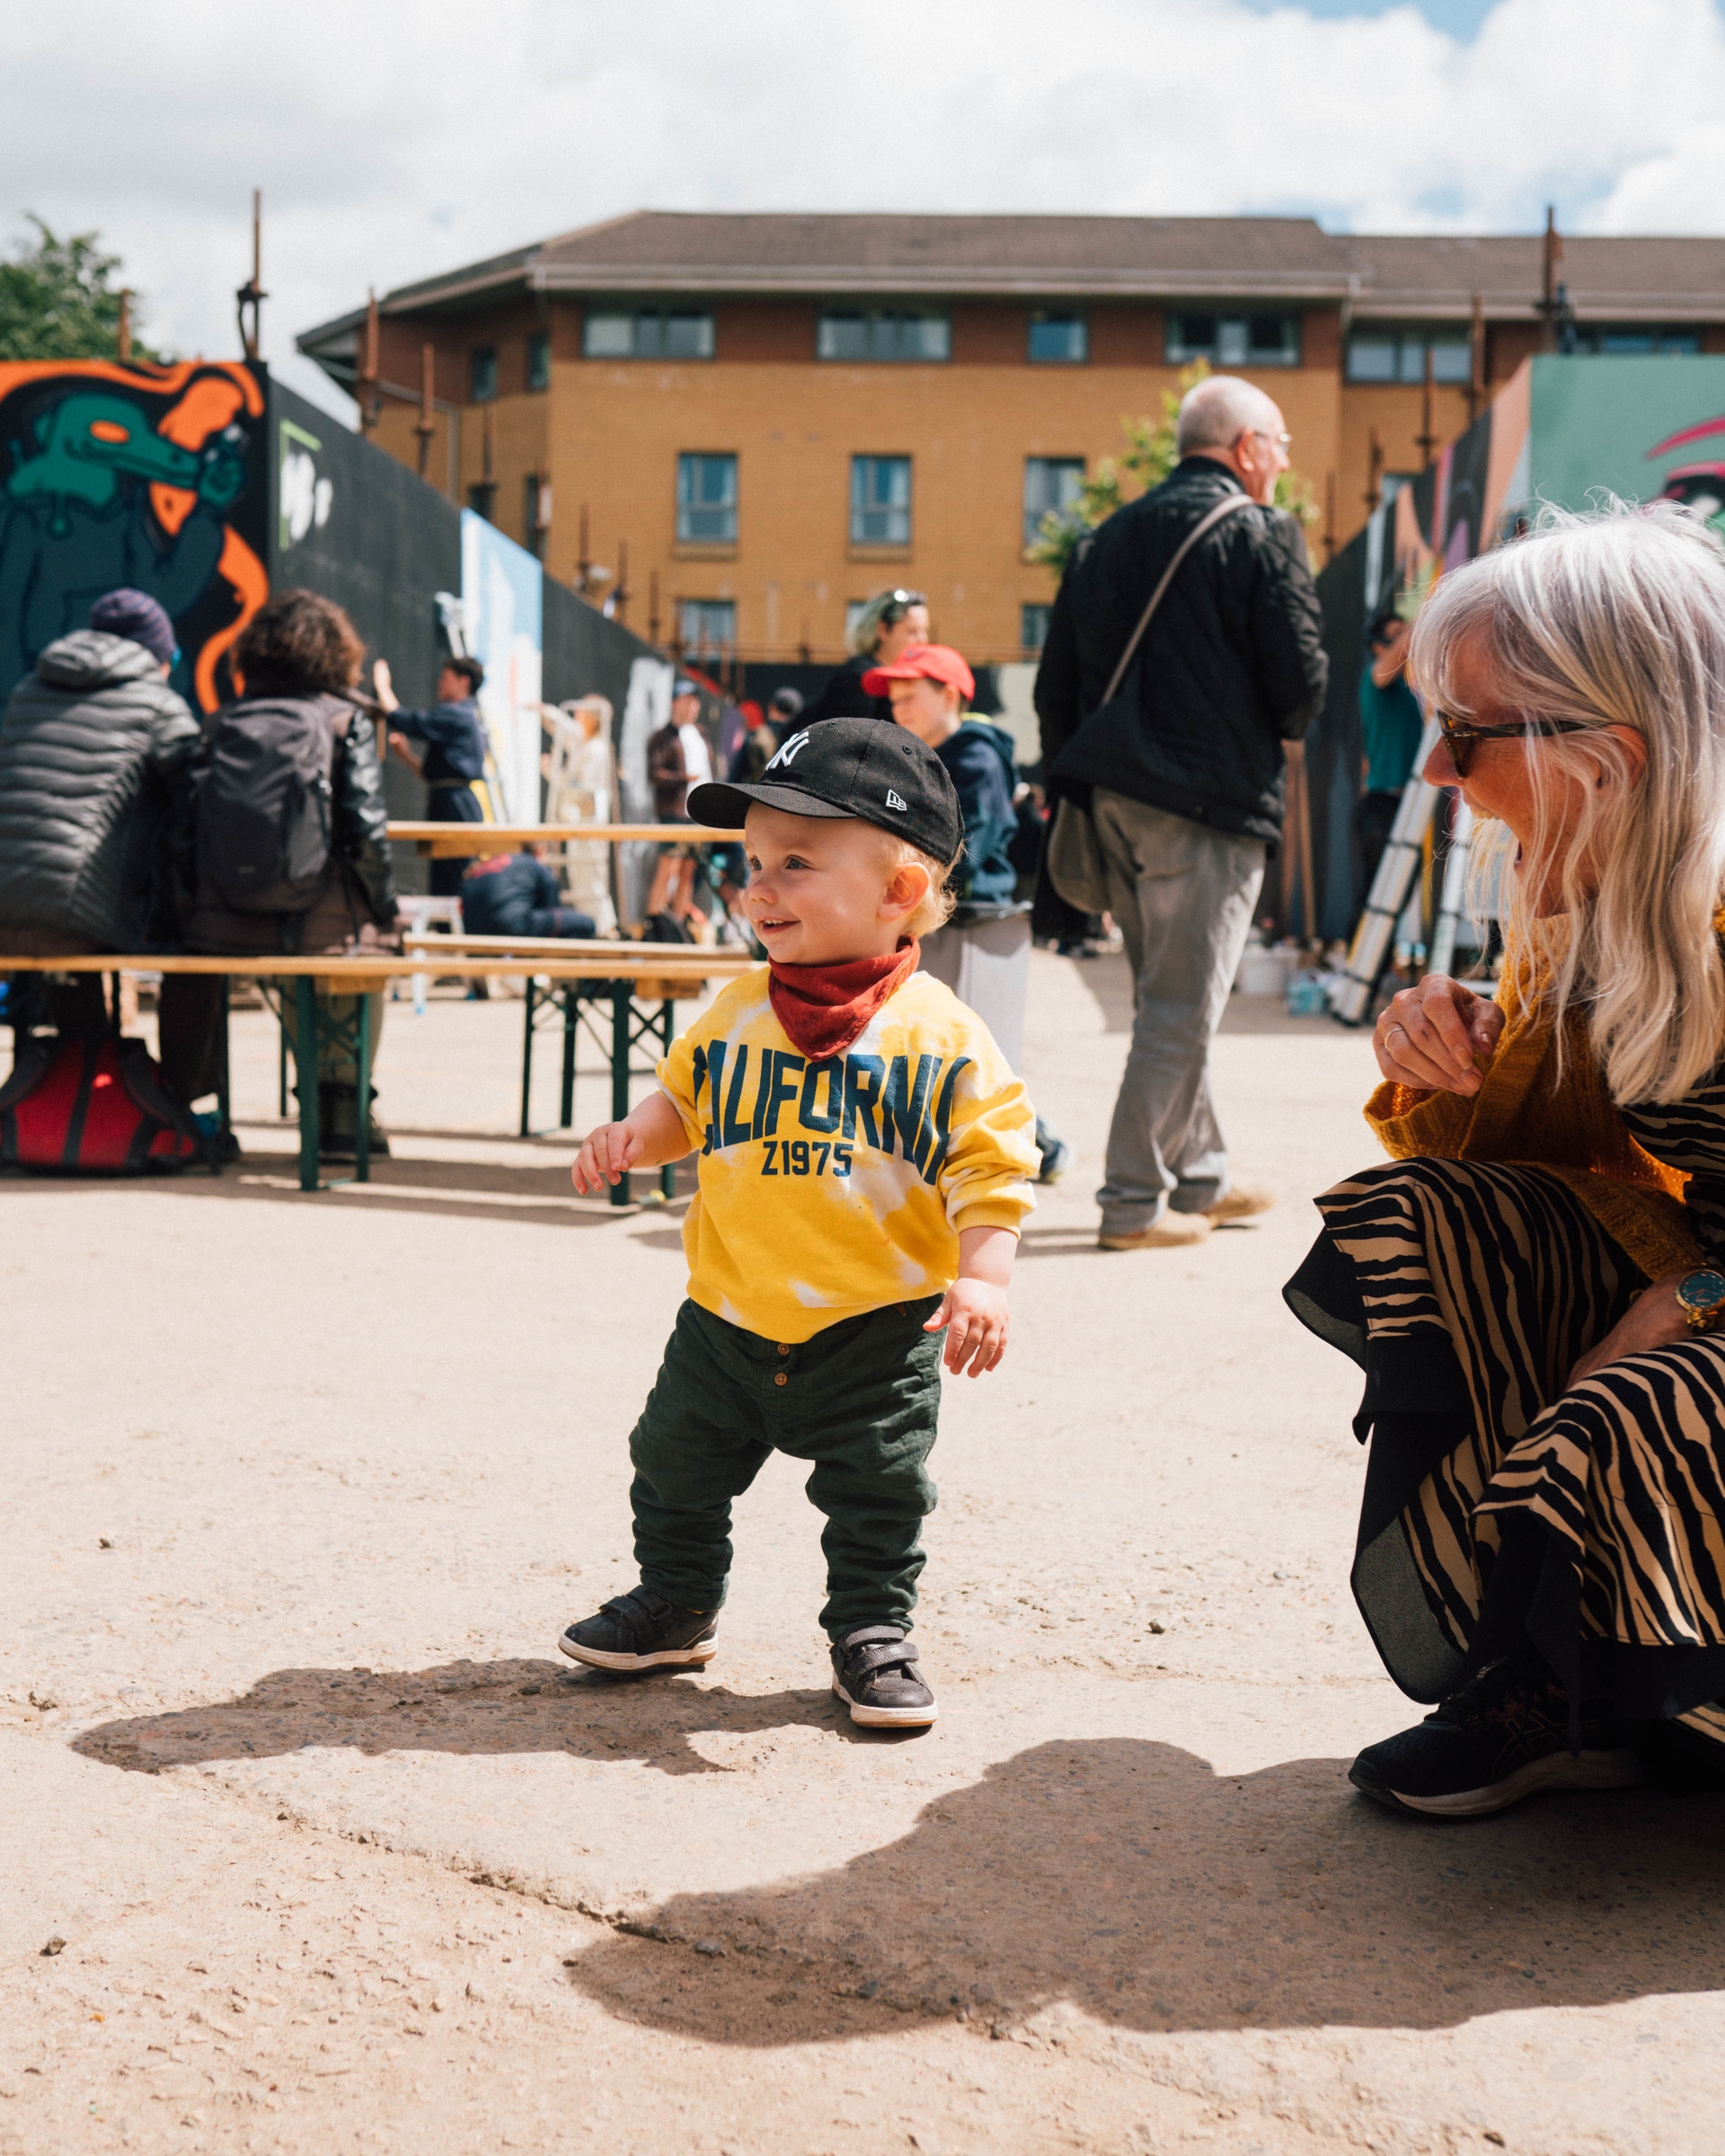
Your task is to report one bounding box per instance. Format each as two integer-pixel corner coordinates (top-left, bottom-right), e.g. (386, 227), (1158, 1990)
(561, 718), (1038, 1725)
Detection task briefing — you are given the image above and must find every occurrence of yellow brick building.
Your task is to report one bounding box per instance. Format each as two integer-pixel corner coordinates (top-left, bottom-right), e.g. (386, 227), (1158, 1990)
(298, 214), (1725, 667)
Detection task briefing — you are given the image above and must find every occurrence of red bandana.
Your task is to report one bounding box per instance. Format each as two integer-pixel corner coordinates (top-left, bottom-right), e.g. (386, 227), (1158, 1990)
(767, 942), (921, 1064)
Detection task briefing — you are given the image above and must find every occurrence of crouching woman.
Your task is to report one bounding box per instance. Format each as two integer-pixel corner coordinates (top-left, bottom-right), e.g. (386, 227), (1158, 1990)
(1287, 503), (1725, 1816)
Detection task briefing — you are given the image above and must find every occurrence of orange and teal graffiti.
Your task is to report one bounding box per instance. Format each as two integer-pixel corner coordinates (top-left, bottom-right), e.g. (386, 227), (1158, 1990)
(0, 360), (268, 711)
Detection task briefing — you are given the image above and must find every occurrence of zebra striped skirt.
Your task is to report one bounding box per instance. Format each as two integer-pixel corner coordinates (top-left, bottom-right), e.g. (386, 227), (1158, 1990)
(1286, 1157), (1725, 1749)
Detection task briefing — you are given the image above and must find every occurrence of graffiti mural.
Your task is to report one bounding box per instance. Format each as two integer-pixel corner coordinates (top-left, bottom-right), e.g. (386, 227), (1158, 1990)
(0, 360), (267, 711)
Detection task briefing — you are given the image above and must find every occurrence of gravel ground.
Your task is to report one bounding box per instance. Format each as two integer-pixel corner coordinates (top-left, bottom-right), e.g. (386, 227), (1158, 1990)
(4, 950), (1723, 2156)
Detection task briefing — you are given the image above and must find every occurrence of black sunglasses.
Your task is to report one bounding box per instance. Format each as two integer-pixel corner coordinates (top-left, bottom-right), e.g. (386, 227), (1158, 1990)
(1433, 709), (1596, 780)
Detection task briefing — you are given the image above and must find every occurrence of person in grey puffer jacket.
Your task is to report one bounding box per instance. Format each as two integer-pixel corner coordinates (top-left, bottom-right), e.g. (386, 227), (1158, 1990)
(0, 588), (212, 1103)
(0, 589), (197, 951)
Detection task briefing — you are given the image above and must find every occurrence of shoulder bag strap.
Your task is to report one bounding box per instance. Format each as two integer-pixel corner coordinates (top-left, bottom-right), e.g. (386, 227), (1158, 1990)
(1099, 490), (1256, 706)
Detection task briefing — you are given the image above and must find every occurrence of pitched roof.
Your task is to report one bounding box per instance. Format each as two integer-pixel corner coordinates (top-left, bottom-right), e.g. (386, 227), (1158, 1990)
(1343, 233), (1725, 321)
(296, 210), (1725, 363)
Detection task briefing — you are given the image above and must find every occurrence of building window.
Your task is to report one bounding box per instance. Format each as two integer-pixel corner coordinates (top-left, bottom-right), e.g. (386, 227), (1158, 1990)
(470, 346), (498, 402)
(526, 331), (551, 392)
(1165, 313), (1300, 367)
(582, 309), (714, 360)
(818, 312), (951, 363)
(677, 454), (738, 545)
(1347, 330), (1472, 384)
(1028, 313), (1087, 365)
(1023, 457), (1086, 549)
(679, 599), (736, 653)
(467, 482), (496, 522)
(1021, 603), (1052, 654)
(1570, 323), (1703, 355)
(851, 455), (912, 546)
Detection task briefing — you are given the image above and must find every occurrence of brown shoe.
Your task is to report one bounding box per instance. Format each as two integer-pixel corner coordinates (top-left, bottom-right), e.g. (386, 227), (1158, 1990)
(1098, 1212), (1212, 1251)
(1205, 1177), (1276, 1224)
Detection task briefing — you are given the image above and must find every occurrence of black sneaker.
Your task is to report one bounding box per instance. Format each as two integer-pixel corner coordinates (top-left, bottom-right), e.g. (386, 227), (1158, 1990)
(830, 1626), (937, 1728)
(558, 1587), (717, 1673)
(1349, 1652), (1645, 1817)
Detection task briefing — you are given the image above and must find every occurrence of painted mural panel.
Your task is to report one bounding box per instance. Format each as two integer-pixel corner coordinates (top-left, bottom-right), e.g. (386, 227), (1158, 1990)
(459, 508), (544, 822)
(0, 360), (267, 712)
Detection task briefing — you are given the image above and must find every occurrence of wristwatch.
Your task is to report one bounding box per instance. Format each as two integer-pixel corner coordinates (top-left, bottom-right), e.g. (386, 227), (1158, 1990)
(1676, 1268), (1725, 1333)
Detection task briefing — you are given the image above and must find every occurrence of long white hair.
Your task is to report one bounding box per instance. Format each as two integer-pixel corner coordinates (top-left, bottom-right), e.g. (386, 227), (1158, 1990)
(1409, 499), (1725, 1106)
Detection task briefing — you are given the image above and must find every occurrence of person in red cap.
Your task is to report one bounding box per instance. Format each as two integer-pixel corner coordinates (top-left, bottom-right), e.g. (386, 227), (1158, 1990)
(864, 643), (1070, 1183)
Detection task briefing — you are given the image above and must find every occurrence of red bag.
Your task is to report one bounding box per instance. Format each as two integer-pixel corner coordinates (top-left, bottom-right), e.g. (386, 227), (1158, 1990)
(0, 1033), (201, 1173)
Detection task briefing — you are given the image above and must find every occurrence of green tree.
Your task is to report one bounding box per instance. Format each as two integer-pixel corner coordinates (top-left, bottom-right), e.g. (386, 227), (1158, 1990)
(0, 216), (157, 363)
(1028, 358), (1320, 579)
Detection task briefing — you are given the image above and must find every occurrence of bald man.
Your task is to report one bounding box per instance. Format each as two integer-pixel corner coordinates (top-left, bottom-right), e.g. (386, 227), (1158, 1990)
(1034, 373), (1327, 1251)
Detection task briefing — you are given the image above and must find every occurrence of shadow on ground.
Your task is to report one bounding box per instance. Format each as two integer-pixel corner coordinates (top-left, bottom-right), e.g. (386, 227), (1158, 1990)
(75, 1680), (1725, 2038)
(72, 1657), (863, 1780)
(0, 1155), (698, 1230)
(560, 1737), (1725, 2041)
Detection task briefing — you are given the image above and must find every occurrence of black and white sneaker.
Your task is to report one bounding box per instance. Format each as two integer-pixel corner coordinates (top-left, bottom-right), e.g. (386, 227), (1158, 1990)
(1349, 1651), (1644, 1818)
(1034, 1118), (1072, 1185)
(558, 1587), (717, 1672)
(830, 1626), (937, 1728)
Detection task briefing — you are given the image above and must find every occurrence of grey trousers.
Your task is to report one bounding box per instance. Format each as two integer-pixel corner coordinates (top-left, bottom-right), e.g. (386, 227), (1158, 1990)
(917, 910), (1031, 1071)
(1092, 789), (1265, 1231)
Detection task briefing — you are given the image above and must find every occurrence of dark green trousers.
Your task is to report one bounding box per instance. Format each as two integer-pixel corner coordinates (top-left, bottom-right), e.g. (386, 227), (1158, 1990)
(630, 1295), (944, 1639)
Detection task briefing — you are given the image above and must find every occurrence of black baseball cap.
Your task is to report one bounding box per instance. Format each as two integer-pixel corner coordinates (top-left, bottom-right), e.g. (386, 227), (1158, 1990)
(687, 716), (962, 865)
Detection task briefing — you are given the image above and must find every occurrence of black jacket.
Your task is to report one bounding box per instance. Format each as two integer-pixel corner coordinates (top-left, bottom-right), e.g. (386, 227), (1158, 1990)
(1033, 458), (1328, 844)
(0, 630), (199, 949)
(803, 651), (891, 726)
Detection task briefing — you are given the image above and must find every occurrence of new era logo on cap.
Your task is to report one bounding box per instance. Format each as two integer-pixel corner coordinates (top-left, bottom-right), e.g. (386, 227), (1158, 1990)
(684, 716), (962, 865)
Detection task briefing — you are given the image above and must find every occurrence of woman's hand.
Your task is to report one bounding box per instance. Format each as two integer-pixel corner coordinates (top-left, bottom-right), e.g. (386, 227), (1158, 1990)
(1570, 1271), (1695, 1386)
(372, 658), (400, 715)
(1374, 975), (1504, 1096)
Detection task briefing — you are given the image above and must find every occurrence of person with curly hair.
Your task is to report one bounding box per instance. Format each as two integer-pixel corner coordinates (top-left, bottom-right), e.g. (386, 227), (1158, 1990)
(182, 588), (401, 1159)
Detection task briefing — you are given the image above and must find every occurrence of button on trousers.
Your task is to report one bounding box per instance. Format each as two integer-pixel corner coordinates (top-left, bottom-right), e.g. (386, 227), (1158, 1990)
(629, 1296), (945, 1639)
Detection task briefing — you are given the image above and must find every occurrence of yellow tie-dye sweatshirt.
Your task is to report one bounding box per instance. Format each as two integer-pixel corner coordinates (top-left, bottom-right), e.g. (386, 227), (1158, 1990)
(656, 966), (1038, 1343)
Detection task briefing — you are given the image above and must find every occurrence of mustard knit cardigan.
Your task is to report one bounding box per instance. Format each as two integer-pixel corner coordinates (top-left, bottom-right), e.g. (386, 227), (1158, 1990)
(1365, 935), (1703, 1283)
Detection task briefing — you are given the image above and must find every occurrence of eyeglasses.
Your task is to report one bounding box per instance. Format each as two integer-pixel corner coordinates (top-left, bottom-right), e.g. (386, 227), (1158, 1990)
(1433, 709), (1596, 780)
(1252, 430), (1293, 452)
(884, 588), (927, 608)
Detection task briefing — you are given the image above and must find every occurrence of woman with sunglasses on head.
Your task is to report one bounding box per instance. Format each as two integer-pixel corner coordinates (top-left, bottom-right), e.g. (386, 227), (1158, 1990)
(1287, 501), (1725, 1818)
(801, 588), (930, 727)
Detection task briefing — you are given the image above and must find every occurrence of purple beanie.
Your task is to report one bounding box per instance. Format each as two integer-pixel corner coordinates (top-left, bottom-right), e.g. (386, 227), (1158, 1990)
(89, 588), (176, 667)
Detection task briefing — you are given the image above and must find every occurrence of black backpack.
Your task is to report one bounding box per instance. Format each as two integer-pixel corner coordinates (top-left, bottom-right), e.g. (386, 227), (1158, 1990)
(195, 694), (345, 913)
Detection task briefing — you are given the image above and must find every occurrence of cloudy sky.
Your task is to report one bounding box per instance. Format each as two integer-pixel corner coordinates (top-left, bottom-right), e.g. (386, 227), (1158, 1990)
(4, 0), (1721, 420)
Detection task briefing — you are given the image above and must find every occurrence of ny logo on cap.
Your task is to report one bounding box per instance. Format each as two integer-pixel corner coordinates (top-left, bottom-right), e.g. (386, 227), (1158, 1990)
(764, 729), (811, 771)
(885, 789), (907, 812)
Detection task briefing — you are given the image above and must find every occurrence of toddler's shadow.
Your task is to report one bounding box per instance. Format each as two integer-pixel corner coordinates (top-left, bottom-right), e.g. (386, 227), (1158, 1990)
(73, 1657), (875, 1780)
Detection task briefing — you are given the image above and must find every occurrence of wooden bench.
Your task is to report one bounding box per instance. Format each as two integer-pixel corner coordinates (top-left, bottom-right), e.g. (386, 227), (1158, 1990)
(387, 820), (733, 857)
(0, 946), (758, 1201)
(397, 931), (759, 1145)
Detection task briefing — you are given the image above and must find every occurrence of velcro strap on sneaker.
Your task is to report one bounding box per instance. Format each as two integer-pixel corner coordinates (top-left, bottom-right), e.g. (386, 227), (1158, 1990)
(600, 1590), (669, 1650)
(846, 1639), (920, 1678)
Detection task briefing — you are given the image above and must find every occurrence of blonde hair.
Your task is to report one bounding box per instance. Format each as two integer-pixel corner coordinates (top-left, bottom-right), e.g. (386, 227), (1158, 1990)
(1409, 499), (1725, 1105)
(869, 826), (956, 939)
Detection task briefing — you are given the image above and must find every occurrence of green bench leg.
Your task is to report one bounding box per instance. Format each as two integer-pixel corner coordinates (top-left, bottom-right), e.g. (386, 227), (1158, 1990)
(560, 985), (577, 1129)
(610, 983), (632, 1208)
(354, 991), (373, 1185)
(519, 975), (535, 1138)
(660, 999), (677, 1200)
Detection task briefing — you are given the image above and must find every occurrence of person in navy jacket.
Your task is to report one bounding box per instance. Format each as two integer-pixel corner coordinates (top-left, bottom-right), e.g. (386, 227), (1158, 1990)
(373, 654), (489, 897)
